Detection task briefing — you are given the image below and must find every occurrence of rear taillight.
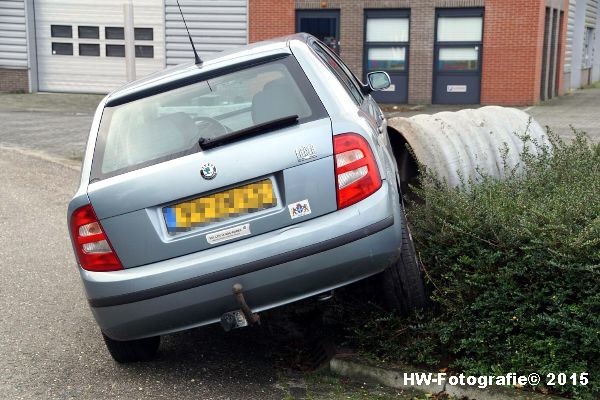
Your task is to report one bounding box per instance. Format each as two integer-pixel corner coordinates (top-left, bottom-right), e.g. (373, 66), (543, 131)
(69, 204), (122, 272)
(333, 133), (382, 209)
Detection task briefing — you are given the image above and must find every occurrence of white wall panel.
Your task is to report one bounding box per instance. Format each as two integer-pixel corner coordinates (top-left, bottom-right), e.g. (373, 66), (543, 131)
(565, 0), (576, 73)
(0, 0), (27, 68)
(586, 0), (598, 27)
(165, 0), (247, 67)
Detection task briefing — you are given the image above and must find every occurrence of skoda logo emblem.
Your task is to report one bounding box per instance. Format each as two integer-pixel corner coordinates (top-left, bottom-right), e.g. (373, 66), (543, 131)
(200, 163), (217, 180)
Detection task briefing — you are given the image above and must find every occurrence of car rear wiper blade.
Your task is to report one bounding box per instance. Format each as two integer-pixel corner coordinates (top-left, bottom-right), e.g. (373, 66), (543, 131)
(198, 115), (298, 150)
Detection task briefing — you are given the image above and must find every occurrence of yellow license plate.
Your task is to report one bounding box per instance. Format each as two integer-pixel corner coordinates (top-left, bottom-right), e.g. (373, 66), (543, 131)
(163, 179), (276, 233)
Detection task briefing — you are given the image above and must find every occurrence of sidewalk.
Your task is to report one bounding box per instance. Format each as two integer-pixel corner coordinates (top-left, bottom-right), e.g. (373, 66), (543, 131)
(0, 93), (102, 162)
(527, 87), (600, 142)
(385, 87), (600, 142)
(1, 87), (598, 166)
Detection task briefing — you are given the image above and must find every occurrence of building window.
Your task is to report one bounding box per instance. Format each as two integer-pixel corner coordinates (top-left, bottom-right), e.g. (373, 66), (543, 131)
(106, 44), (125, 57)
(364, 10), (410, 74)
(438, 47), (479, 71)
(367, 47), (406, 71)
(52, 42), (73, 55)
(105, 27), (125, 40)
(78, 26), (99, 39)
(434, 11), (483, 74)
(437, 17), (483, 42)
(79, 43), (100, 56)
(134, 28), (153, 41)
(135, 45), (154, 58)
(50, 25), (153, 58)
(432, 8), (484, 104)
(366, 18), (409, 43)
(51, 25), (72, 38)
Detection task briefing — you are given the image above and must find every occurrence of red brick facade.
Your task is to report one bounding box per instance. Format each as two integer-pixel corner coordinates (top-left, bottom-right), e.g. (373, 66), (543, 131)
(0, 68), (29, 93)
(248, 0), (569, 106)
(481, 0), (568, 105)
(249, 0), (296, 43)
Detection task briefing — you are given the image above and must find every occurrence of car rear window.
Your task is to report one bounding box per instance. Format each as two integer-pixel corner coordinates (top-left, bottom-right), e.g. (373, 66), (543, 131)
(90, 55), (327, 181)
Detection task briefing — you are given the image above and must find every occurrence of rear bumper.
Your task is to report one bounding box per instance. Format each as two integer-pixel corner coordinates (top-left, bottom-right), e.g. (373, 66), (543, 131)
(82, 181), (402, 340)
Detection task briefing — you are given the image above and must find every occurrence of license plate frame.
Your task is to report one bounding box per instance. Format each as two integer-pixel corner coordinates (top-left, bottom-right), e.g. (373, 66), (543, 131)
(163, 179), (276, 234)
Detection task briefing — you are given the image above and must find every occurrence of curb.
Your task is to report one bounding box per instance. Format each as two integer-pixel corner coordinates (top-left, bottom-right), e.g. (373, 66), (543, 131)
(0, 144), (80, 171)
(329, 356), (565, 400)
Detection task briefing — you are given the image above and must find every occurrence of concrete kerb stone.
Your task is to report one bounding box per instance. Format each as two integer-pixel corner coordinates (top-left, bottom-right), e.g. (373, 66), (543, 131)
(329, 355), (567, 400)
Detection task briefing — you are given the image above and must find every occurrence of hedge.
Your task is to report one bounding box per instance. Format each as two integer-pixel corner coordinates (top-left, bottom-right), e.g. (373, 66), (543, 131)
(349, 131), (600, 399)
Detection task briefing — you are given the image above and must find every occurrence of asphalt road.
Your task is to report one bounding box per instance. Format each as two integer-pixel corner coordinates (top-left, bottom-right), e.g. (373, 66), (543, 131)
(0, 149), (288, 400)
(0, 93), (102, 162)
(2, 88), (599, 399)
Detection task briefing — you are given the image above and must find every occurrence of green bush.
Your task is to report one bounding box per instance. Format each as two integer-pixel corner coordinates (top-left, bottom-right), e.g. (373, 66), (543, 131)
(352, 131), (600, 399)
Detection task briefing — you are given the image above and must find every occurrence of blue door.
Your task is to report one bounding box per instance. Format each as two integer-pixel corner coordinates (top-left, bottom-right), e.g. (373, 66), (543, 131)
(296, 10), (340, 53)
(433, 8), (483, 104)
(364, 9), (410, 104)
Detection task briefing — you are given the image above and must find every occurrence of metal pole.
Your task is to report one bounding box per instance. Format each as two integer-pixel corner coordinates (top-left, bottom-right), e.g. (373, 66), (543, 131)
(124, 0), (136, 82)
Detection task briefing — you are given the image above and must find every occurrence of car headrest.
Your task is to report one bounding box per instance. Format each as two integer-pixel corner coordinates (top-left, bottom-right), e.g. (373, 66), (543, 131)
(251, 78), (302, 125)
(127, 112), (196, 164)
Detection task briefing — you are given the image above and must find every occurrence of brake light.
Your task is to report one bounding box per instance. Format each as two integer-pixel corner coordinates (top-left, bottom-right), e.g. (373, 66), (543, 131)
(333, 133), (382, 209)
(69, 204), (122, 272)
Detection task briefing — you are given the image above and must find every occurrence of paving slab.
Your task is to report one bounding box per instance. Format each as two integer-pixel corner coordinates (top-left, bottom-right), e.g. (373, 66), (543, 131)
(385, 88), (600, 143)
(0, 93), (102, 162)
(527, 87), (600, 142)
(1, 87), (598, 167)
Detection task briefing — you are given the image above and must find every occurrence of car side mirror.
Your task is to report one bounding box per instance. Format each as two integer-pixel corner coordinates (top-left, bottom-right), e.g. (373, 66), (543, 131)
(364, 71), (391, 94)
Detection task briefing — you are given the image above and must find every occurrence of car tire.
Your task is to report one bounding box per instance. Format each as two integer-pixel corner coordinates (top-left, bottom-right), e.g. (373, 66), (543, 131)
(382, 211), (427, 314)
(102, 333), (160, 363)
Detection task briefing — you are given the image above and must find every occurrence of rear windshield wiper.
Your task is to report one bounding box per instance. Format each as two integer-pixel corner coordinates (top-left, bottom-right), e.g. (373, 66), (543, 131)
(198, 115), (298, 150)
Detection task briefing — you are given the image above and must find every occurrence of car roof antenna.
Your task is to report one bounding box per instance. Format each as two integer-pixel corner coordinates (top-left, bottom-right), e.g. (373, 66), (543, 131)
(176, 0), (202, 65)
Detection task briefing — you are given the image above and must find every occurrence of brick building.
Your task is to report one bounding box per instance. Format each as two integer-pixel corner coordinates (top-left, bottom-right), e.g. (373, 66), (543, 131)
(2, 0), (597, 105)
(249, 0), (574, 105)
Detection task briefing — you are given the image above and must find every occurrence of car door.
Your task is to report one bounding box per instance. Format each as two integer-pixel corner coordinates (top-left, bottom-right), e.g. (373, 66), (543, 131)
(310, 40), (397, 185)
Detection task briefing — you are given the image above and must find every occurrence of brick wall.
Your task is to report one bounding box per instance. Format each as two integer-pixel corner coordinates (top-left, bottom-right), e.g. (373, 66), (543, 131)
(0, 68), (29, 93)
(249, 0), (296, 43)
(480, 0), (569, 105)
(480, 0), (545, 105)
(294, 0), (485, 104)
(249, 0), (568, 105)
(407, 0), (435, 104)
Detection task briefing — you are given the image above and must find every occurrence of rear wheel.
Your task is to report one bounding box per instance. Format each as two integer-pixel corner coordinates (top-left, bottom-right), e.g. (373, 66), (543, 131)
(382, 211), (427, 314)
(102, 333), (160, 363)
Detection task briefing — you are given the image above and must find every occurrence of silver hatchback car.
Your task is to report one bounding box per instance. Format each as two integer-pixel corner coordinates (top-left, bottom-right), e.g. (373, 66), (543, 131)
(68, 33), (425, 362)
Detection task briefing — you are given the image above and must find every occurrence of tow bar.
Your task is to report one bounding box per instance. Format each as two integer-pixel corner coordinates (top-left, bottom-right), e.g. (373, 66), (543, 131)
(220, 283), (260, 332)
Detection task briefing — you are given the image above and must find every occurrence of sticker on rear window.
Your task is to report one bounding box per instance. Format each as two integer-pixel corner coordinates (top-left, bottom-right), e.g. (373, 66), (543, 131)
(288, 200), (312, 220)
(206, 224), (251, 245)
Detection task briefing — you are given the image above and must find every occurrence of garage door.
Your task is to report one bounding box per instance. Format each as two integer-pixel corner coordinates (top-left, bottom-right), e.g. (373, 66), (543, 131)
(35, 0), (165, 93)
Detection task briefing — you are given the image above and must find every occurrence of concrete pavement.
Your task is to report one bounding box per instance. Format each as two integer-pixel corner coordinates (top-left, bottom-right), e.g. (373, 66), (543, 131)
(527, 87), (600, 142)
(0, 93), (101, 163)
(0, 93), (427, 400)
(1, 88), (599, 166)
(384, 87), (600, 142)
(1, 87), (599, 398)
(0, 148), (286, 400)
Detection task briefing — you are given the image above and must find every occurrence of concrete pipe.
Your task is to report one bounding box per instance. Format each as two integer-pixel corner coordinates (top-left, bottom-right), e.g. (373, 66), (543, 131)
(387, 106), (550, 188)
